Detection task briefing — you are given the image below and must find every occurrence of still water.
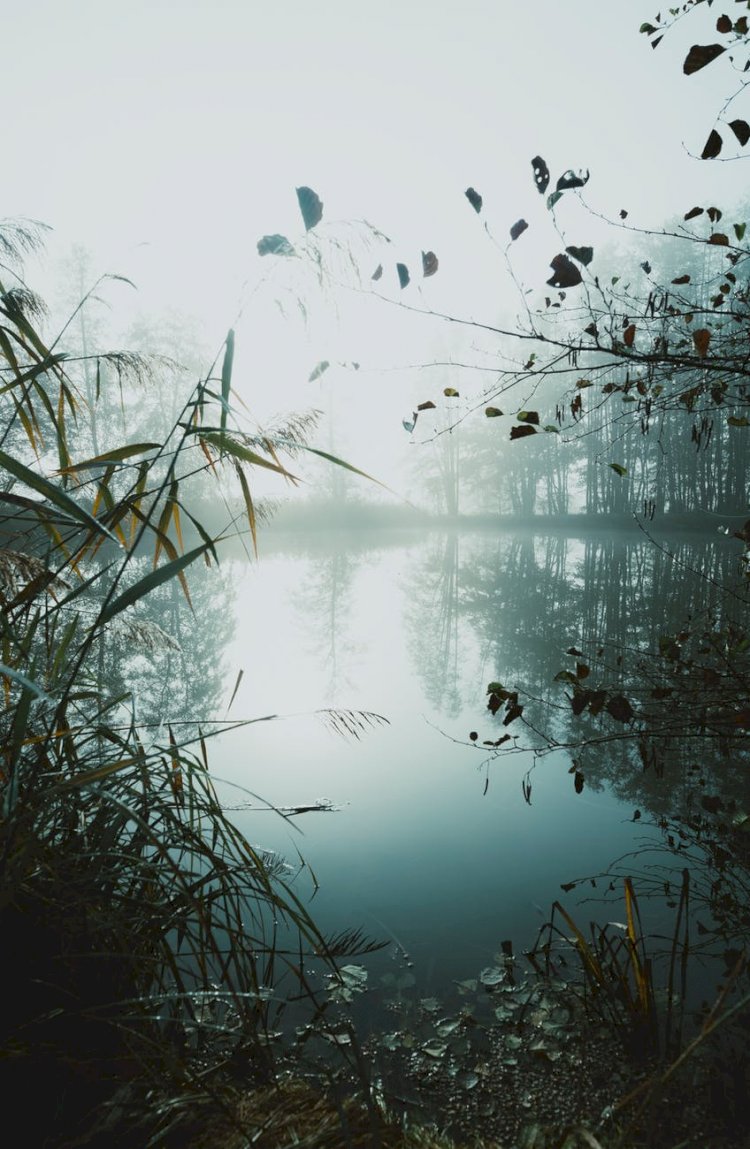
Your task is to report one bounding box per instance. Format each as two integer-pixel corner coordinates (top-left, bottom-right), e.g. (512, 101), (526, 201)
(203, 526), (739, 994)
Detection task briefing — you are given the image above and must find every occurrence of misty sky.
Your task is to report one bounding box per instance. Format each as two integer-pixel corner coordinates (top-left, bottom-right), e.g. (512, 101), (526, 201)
(5, 0), (748, 488)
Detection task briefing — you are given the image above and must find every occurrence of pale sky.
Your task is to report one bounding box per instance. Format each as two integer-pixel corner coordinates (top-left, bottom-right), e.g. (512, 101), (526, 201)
(4, 0), (747, 487)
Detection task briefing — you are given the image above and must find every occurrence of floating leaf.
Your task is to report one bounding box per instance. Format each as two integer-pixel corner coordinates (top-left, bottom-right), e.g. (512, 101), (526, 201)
(566, 245), (594, 266)
(531, 156), (550, 194)
(465, 187), (483, 213)
(517, 410), (539, 425)
(709, 232), (729, 245)
(556, 169), (589, 191)
(729, 119), (750, 146)
(510, 424), (537, 440)
(443, 387), (459, 397)
(485, 406), (503, 417)
(716, 14), (733, 34)
(479, 967), (505, 987)
(397, 263), (410, 288)
(421, 1040), (448, 1059)
(308, 360), (330, 382)
(684, 43), (726, 75)
(372, 264), (383, 281)
(623, 324), (636, 347)
(702, 129), (723, 159)
(422, 250), (439, 277)
(684, 206), (704, 220)
(417, 400), (436, 411)
(296, 185), (323, 230)
(257, 234), (295, 257)
(672, 273), (691, 285)
(510, 218), (529, 241)
(574, 770), (585, 795)
(693, 328), (711, 357)
(620, 209), (628, 219)
(547, 254), (582, 288)
(609, 463), (628, 477)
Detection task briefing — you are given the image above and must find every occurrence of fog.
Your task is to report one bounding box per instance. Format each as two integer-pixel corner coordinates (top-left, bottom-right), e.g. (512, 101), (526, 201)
(5, 1), (749, 500)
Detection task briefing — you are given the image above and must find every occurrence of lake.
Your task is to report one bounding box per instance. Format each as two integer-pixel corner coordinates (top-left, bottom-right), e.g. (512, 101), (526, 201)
(201, 523), (745, 1002)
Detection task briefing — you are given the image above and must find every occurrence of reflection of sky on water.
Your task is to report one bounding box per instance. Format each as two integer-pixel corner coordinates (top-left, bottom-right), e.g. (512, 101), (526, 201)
(209, 533), (646, 990)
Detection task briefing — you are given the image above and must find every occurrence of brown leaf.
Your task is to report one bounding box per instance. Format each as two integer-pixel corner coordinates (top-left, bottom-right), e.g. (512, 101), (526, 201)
(716, 14), (733, 34)
(531, 156), (550, 194)
(684, 206), (704, 220)
(623, 324), (636, 347)
(510, 424), (537, 440)
(709, 232), (730, 245)
(417, 400), (436, 411)
(693, 329), (711, 357)
(672, 274), (691, 285)
(702, 129), (723, 159)
(547, 253), (583, 289)
(606, 695), (634, 723)
(683, 43), (726, 75)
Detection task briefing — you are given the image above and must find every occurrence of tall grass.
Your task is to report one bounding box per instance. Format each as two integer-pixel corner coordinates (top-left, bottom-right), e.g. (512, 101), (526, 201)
(0, 221), (383, 1145)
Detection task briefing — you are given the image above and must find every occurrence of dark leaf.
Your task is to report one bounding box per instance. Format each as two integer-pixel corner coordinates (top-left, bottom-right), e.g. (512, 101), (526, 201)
(709, 204), (723, 221)
(503, 703), (523, 726)
(566, 245), (594, 266)
(567, 646), (583, 656)
(609, 463), (628, 477)
(570, 692), (589, 716)
(716, 14), (732, 34)
(531, 156), (550, 194)
(397, 263), (410, 289)
(709, 231), (729, 245)
(619, 209), (628, 219)
(422, 250), (439, 277)
(510, 424), (537, 440)
(701, 794), (723, 814)
(469, 731), (478, 742)
(584, 322), (598, 337)
(372, 264), (383, 281)
(485, 406), (503, 417)
(640, 260), (652, 274)
(560, 881), (577, 893)
(728, 415), (750, 426)
(308, 360), (330, 382)
(574, 771), (585, 795)
(547, 253), (582, 289)
(684, 206), (704, 220)
(465, 187), (483, 213)
(606, 695), (634, 723)
(546, 190), (563, 211)
(683, 43), (726, 75)
(510, 218), (529, 241)
(623, 324), (636, 347)
(576, 663), (590, 680)
(556, 169), (589, 191)
(417, 400), (436, 411)
(257, 233), (295, 257)
(633, 809), (641, 822)
(517, 410), (539, 425)
(729, 118), (750, 145)
(651, 35), (663, 49)
(444, 387), (459, 397)
(702, 129), (723, 159)
(296, 185), (324, 230)
(693, 328), (711, 357)
(672, 273), (691, 284)
(639, 22), (657, 34)
(734, 222), (747, 241)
